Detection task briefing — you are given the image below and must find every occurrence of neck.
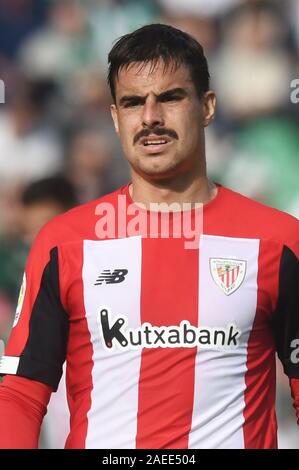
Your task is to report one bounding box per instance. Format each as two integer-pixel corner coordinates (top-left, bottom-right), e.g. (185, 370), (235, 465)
(129, 172), (217, 209)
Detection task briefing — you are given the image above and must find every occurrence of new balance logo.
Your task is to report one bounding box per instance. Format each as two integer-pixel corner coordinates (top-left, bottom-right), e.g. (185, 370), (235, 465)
(94, 269), (128, 285)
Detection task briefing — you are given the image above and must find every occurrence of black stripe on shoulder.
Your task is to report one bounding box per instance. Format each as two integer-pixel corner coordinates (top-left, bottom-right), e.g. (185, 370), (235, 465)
(17, 247), (69, 390)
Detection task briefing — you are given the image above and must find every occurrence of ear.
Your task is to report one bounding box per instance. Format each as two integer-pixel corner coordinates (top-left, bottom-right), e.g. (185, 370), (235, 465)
(202, 91), (216, 127)
(110, 104), (119, 135)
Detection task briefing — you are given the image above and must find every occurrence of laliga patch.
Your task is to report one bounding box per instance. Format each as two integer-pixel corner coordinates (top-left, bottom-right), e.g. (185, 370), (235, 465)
(210, 258), (246, 295)
(13, 272), (26, 327)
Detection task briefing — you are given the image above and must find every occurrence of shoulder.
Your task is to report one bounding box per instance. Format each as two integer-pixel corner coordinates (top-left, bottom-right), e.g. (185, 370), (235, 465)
(32, 185), (127, 250)
(218, 185), (299, 257)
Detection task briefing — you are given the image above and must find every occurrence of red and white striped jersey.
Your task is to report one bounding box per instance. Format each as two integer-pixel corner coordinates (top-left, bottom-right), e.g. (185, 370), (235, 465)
(1, 183), (298, 448)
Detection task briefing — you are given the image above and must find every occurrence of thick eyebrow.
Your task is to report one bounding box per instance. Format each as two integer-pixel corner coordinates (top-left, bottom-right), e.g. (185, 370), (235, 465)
(118, 87), (188, 107)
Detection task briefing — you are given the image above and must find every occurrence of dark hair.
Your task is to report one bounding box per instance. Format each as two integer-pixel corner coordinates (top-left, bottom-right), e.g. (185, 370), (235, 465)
(107, 23), (210, 102)
(22, 175), (77, 210)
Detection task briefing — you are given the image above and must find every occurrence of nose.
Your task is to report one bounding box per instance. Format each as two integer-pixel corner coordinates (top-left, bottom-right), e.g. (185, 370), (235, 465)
(142, 95), (164, 128)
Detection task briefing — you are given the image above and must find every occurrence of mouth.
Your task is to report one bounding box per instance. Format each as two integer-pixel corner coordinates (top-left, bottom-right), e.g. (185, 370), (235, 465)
(138, 134), (173, 154)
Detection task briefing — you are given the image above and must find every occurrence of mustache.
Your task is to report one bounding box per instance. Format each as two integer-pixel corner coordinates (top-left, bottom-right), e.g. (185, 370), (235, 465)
(133, 127), (178, 145)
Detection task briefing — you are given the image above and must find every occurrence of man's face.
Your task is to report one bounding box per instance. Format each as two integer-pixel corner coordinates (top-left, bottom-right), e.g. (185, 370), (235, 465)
(111, 60), (215, 182)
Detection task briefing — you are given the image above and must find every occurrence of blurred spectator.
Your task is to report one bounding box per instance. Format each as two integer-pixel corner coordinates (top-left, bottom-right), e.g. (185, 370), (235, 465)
(67, 128), (116, 204)
(0, 175), (77, 314)
(203, 2), (299, 215)
(0, 0), (48, 59)
(0, 78), (63, 194)
(88, 0), (159, 70)
(18, 0), (97, 87)
(66, 67), (111, 118)
(160, 14), (218, 53)
(213, 2), (291, 119)
(20, 174), (77, 244)
(209, 116), (299, 212)
(157, 0), (243, 17)
(290, 0), (299, 52)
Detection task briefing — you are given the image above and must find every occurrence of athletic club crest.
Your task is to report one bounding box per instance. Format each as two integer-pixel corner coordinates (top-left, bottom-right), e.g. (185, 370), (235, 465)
(209, 258), (246, 295)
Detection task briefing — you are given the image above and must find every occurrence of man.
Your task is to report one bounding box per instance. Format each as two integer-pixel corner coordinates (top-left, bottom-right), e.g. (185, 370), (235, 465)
(0, 24), (298, 449)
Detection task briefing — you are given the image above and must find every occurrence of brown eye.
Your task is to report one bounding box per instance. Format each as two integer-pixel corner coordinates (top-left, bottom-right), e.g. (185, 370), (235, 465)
(161, 95), (183, 103)
(124, 99), (142, 108)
